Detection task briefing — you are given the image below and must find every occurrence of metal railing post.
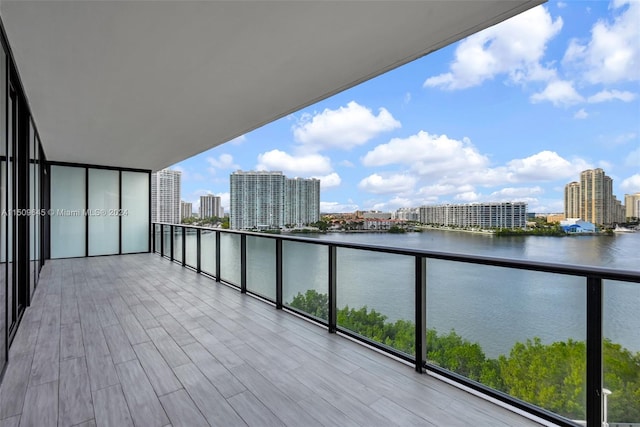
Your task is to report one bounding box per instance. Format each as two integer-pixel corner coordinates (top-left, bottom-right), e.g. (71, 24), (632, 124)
(276, 238), (283, 309)
(196, 228), (201, 273)
(181, 226), (186, 267)
(415, 256), (426, 373)
(240, 234), (247, 293)
(586, 276), (603, 427)
(160, 224), (164, 257)
(170, 225), (174, 261)
(328, 245), (337, 333)
(215, 231), (221, 282)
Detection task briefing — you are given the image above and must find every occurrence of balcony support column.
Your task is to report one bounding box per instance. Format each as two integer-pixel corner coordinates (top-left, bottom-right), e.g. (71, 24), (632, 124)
(415, 256), (426, 373)
(328, 245), (337, 333)
(586, 276), (603, 427)
(240, 234), (247, 293)
(276, 239), (283, 309)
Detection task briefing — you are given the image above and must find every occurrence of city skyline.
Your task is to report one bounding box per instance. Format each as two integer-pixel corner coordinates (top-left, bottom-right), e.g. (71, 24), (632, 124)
(173, 1), (639, 215)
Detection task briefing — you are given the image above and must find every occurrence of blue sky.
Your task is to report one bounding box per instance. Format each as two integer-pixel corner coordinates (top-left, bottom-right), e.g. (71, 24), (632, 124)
(174, 0), (639, 214)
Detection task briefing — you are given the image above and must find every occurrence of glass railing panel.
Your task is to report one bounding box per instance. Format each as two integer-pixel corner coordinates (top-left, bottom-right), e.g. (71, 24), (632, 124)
(246, 235), (276, 300)
(162, 225), (171, 257)
(283, 241), (328, 321)
(154, 224), (161, 253)
(173, 226), (183, 263)
(219, 232), (240, 285)
(426, 259), (586, 421)
(603, 279), (640, 425)
(336, 248), (414, 356)
(184, 228), (197, 268)
(200, 229), (216, 276)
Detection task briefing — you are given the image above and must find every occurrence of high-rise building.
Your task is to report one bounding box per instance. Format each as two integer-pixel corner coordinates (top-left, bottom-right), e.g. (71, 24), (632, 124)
(230, 171), (320, 229)
(200, 194), (222, 219)
(180, 201), (193, 220)
(564, 182), (580, 218)
(419, 202), (527, 229)
(285, 177), (320, 226)
(151, 169), (181, 224)
(625, 193), (640, 220)
(564, 169), (627, 226)
(580, 168), (613, 225)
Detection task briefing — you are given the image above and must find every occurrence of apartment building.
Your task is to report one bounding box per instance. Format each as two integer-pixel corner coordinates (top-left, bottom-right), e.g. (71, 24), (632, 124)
(419, 202), (527, 229)
(151, 168), (181, 224)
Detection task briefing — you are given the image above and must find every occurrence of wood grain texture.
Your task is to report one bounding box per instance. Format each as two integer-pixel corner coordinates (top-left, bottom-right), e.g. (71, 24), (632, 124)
(0, 254), (542, 427)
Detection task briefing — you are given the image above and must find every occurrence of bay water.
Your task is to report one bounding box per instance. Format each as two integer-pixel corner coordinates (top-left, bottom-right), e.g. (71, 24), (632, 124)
(176, 229), (639, 358)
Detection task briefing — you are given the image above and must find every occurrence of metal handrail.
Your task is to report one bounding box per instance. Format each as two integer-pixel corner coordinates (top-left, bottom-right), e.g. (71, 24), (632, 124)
(152, 222), (640, 427)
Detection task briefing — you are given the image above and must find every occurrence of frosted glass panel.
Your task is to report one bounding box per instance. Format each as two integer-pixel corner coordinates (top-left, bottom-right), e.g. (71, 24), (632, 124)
(88, 169), (119, 255)
(51, 166), (86, 258)
(122, 171), (149, 253)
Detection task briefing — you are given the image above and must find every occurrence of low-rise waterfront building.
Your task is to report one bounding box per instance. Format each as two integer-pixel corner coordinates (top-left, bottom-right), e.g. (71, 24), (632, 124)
(419, 202), (527, 229)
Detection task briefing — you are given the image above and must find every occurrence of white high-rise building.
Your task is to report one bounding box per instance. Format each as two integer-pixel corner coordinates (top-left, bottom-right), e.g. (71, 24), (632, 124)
(180, 201), (193, 220)
(625, 193), (640, 220)
(230, 171), (320, 229)
(419, 202), (527, 229)
(285, 177), (320, 227)
(200, 194), (222, 219)
(151, 169), (181, 224)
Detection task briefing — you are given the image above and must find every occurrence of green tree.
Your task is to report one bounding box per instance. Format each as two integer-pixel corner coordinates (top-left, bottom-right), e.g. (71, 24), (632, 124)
(287, 291), (640, 422)
(288, 289), (328, 320)
(603, 339), (640, 422)
(498, 338), (586, 419)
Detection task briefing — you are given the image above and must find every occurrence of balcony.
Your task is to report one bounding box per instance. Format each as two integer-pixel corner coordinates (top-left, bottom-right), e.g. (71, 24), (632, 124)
(0, 253), (541, 427)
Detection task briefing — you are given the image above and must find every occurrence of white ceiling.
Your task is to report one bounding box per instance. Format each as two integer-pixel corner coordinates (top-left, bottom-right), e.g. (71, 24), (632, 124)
(1, 0), (544, 171)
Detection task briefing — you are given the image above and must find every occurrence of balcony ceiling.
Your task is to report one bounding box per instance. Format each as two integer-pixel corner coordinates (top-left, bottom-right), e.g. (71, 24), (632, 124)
(1, 0), (543, 171)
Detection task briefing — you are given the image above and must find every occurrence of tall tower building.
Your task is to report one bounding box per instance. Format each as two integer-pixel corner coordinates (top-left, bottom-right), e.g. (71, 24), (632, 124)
(564, 182), (580, 218)
(151, 169), (181, 224)
(580, 168), (613, 225)
(180, 201), (192, 220)
(285, 177), (321, 226)
(230, 171), (320, 229)
(200, 194), (222, 219)
(230, 171), (286, 229)
(625, 193), (640, 220)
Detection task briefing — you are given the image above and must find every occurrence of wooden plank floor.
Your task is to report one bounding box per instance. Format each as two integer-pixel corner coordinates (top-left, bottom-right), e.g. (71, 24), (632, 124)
(0, 254), (544, 427)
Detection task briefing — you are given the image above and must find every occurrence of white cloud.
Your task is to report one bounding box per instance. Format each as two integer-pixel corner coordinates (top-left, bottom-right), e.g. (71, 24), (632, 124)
(362, 131), (488, 176)
(292, 101), (400, 151)
(207, 154), (239, 174)
(417, 183), (475, 198)
(312, 172), (342, 190)
(574, 108), (589, 119)
(424, 6), (562, 90)
(339, 160), (355, 168)
(488, 187), (544, 200)
(229, 135), (246, 145)
(455, 192), (482, 202)
(256, 149), (332, 175)
(587, 89), (636, 103)
(320, 201), (359, 213)
(620, 173), (640, 192)
(530, 80), (584, 106)
(625, 147), (640, 167)
(358, 173), (417, 195)
(563, 1), (640, 84)
(505, 150), (591, 181)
